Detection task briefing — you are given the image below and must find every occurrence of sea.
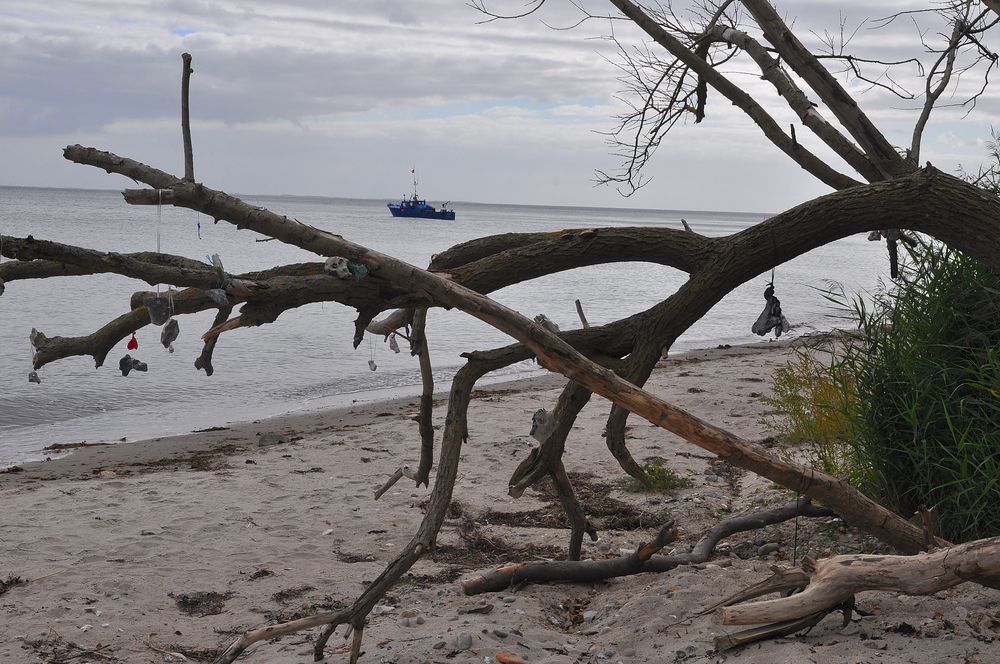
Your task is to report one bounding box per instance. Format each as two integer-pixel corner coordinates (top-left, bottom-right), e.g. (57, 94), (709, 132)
(0, 186), (887, 468)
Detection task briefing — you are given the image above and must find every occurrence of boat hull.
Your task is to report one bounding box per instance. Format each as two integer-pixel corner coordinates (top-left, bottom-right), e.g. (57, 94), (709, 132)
(387, 204), (456, 220)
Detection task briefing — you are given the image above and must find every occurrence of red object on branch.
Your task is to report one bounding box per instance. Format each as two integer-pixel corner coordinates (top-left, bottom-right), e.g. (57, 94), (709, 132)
(127, 333), (138, 350)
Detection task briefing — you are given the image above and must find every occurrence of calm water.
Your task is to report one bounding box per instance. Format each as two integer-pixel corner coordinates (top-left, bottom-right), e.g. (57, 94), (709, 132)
(0, 186), (886, 466)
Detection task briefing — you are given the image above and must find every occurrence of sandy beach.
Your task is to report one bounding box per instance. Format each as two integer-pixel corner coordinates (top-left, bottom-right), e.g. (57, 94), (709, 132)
(3, 338), (999, 664)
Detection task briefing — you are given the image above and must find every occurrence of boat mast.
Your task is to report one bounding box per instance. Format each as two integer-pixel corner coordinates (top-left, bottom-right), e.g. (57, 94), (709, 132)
(411, 167), (418, 200)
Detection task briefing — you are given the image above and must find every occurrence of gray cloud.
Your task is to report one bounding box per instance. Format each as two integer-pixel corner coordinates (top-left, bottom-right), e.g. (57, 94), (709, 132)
(1, 1), (996, 210)
(1, 0), (613, 136)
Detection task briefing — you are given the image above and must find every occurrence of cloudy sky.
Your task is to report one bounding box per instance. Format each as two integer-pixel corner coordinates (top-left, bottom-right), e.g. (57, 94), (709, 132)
(2, 1), (997, 212)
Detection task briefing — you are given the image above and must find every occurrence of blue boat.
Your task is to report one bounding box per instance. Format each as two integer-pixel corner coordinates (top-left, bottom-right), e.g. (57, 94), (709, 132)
(387, 170), (456, 220)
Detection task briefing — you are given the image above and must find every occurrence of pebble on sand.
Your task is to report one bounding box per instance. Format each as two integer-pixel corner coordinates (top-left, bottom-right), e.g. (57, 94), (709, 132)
(453, 632), (473, 651)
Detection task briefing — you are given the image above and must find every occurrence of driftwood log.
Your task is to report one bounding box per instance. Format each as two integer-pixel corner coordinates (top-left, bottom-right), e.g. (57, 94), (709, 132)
(717, 536), (1000, 628)
(462, 497), (833, 594)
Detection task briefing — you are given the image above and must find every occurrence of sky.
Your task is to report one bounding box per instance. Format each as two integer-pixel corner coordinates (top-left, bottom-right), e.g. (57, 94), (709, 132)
(1, 0), (997, 212)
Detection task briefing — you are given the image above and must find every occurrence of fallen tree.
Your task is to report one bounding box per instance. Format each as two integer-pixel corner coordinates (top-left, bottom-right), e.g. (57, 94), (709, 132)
(3, 2), (1000, 661)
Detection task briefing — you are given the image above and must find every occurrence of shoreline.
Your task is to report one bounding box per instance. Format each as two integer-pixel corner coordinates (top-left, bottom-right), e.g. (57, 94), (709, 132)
(1, 366), (568, 483)
(0, 359), (551, 472)
(1, 336), (804, 480)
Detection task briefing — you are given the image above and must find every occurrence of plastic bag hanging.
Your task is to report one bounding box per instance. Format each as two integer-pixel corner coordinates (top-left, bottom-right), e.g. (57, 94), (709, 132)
(161, 318), (180, 353)
(751, 283), (790, 338)
(143, 296), (171, 325)
(388, 333), (400, 354)
(127, 333), (139, 351)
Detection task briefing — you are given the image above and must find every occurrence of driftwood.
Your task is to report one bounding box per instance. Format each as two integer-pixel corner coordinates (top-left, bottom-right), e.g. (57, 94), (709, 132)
(462, 497), (833, 594)
(463, 520), (678, 595)
(716, 536), (1000, 629)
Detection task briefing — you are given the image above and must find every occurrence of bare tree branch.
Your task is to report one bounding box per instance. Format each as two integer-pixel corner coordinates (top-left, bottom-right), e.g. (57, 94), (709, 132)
(741, 0), (913, 179)
(706, 22), (882, 182)
(605, 0), (861, 190)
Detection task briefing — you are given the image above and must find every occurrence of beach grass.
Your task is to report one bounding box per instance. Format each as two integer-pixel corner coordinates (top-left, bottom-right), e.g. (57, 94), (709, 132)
(767, 243), (1000, 542)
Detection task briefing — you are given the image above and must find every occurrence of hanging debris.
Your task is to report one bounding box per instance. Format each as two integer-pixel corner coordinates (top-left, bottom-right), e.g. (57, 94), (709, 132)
(143, 296), (171, 325)
(119, 354), (148, 376)
(204, 254), (235, 304)
(368, 359), (377, 371)
(388, 334), (400, 353)
(161, 318), (180, 353)
(751, 283), (790, 338)
(27, 370), (40, 384)
(127, 333), (139, 351)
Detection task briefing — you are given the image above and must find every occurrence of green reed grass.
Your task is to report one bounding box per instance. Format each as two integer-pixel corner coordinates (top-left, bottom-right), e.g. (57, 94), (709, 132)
(769, 243), (1000, 542)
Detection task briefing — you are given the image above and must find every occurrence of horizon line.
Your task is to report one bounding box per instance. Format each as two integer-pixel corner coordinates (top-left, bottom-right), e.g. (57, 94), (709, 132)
(0, 183), (774, 218)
